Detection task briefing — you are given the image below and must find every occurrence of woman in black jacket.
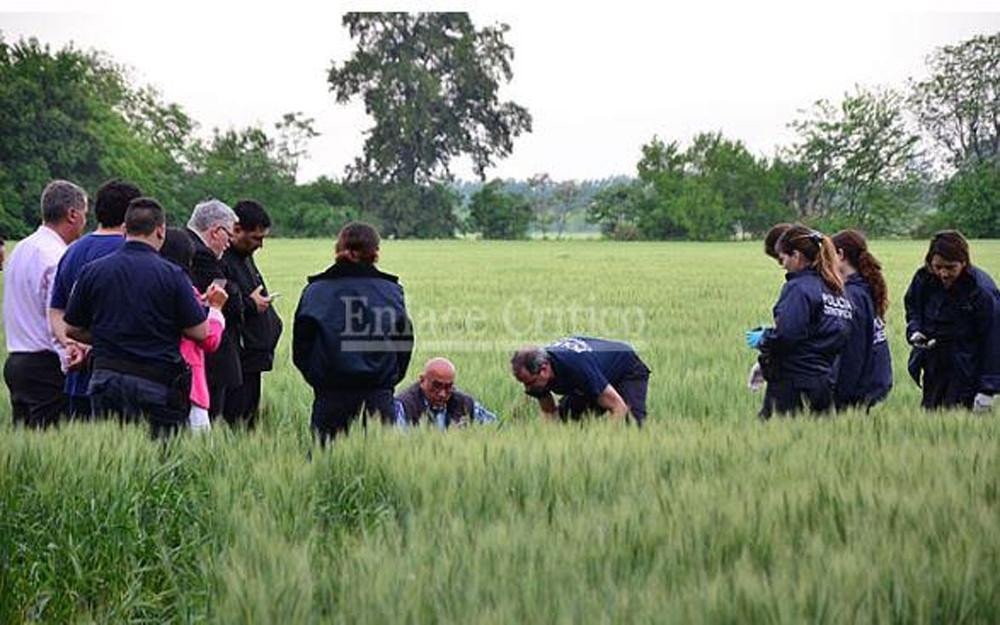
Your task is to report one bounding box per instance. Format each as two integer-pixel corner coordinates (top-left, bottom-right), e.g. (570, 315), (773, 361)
(832, 230), (892, 410)
(292, 222), (413, 443)
(904, 230), (1000, 411)
(747, 225), (852, 418)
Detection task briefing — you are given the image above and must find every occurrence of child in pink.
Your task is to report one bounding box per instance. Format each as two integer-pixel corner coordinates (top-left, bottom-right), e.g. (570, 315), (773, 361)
(182, 300), (226, 430)
(159, 228), (228, 431)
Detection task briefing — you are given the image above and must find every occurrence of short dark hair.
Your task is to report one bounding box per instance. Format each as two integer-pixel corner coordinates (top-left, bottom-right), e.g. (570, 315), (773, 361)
(40, 180), (87, 224)
(764, 223), (792, 259)
(94, 179), (142, 228)
(124, 197), (165, 236)
(233, 199), (271, 231)
(510, 347), (549, 375)
(925, 230), (970, 266)
(336, 222), (380, 264)
(160, 227), (195, 273)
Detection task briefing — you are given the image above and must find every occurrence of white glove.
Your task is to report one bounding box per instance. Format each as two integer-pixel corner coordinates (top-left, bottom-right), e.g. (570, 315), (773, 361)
(909, 332), (936, 348)
(973, 393), (994, 413)
(747, 362), (765, 392)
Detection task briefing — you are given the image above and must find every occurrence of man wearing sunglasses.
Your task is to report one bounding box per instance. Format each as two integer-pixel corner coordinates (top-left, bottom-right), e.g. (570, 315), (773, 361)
(393, 357), (497, 429)
(186, 199), (242, 421)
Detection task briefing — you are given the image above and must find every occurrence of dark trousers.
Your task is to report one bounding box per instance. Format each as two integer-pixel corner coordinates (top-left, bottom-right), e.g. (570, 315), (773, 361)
(89, 369), (188, 438)
(68, 395), (94, 421)
(760, 378), (834, 419)
(208, 382), (228, 421)
(921, 348), (975, 410)
(557, 362), (650, 426)
(223, 371), (261, 428)
(3, 351), (68, 428)
(311, 387), (395, 445)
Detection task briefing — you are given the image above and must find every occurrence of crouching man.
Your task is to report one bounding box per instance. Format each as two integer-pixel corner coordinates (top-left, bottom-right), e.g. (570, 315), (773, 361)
(511, 336), (651, 425)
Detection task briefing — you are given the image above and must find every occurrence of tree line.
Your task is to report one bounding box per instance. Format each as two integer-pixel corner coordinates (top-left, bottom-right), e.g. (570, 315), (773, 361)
(1, 19), (998, 240)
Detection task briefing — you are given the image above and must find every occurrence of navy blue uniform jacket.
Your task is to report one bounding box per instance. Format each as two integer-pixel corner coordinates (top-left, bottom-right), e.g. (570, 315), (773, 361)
(292, 261), (413, 390)
(836, 274), (892, 406)
(759, 268), (852, 386)
(904, 266), (1000, 394)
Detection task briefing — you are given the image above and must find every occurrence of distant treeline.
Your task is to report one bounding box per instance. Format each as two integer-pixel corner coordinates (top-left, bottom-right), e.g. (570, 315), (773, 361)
(1, 26), (998, 240)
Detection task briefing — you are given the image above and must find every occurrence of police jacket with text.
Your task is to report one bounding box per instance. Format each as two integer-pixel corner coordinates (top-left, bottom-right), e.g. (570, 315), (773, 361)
(292, 261), (413, 390)
(836, 273), (892, 406)
(904, 265), (1000, 394)
(759, 268), (852, 386)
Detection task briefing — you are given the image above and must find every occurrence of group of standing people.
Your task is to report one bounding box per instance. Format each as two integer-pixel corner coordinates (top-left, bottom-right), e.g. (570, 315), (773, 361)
(3, 180), (997, 437)
(747, 223), (1000, 417)
(2, 179), (282, 435)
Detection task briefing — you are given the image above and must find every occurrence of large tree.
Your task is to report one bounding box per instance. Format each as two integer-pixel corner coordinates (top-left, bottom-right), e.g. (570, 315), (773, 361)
(910, 32), (1000, 169)
(328, 12), (532, 185)
(788, 86), (921, 232)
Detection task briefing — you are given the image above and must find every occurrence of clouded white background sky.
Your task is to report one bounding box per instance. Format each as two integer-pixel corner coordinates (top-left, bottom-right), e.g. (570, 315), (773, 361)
(2, 1), (999, 182)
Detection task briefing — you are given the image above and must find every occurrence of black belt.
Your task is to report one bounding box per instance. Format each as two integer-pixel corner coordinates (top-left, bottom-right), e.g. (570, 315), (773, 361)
(93, 356), (188, 387)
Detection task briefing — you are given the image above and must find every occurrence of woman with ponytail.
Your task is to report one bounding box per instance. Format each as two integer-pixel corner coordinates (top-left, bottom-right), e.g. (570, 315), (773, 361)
(832, 230), (892, 409)
(904, 230), (1000, 411)
(745, 225), (853, 417)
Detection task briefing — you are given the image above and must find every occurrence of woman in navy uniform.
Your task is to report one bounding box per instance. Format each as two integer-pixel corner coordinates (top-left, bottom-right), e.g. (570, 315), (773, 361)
(831, 230), (892, 410)
(904, 230), (1000, 411)
(746, 225), (852, 418)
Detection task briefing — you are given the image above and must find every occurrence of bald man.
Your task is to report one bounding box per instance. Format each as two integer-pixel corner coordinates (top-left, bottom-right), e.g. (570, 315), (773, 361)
(393, 357), (498, 429)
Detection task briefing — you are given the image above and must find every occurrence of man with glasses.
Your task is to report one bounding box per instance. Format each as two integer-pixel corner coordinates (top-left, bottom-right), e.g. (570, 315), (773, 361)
(186, 199), (242, 421)
(393, 357), (497, 429)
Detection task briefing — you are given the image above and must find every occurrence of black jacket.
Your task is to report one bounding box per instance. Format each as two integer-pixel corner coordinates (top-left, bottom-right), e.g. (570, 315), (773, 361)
(222, 248), (283, 373)
(836, 274), (893, 407)
(395, 382), (476, 428)
(904, 266), (1000, 394)
(186, 228), (243, 388)
(292, 261), (413, 390)
(759, 268), (852, 387)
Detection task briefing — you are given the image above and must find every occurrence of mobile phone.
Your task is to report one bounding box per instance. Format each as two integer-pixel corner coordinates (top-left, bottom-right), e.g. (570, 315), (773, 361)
(211, 278), (227, 289)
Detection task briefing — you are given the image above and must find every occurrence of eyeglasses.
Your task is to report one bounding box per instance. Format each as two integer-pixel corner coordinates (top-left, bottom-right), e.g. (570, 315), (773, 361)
(216, 224), (234, 239)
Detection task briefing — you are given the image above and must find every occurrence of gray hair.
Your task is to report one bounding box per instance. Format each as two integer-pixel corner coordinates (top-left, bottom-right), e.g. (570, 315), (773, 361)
(41, 180), (87, 224)
(510, 347), (549, 374)
(187, 198), (237, 233)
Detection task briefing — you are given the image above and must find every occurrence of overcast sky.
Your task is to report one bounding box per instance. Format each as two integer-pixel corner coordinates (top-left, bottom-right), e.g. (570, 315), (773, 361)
(2, 1), (999, 182)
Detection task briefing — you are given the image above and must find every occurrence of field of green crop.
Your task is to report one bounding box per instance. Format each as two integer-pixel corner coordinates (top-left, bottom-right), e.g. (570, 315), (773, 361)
(2, 239), (999, 623)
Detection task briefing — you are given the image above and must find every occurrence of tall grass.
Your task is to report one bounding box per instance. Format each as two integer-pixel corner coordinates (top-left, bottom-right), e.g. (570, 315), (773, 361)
(1, 240), (998, 623)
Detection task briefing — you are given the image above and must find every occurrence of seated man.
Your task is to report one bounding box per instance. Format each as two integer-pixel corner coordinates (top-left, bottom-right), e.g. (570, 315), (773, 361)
(510, 336), (651, 425)
(394, 357), (497, 429)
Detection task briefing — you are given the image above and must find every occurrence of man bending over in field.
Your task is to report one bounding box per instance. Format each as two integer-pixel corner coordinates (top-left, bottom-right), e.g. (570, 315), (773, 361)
(394, 357), (497, 429)
(510, 337), (650, 426)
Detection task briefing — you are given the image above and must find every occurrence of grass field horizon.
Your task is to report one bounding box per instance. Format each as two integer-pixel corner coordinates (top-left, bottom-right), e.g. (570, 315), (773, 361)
(2, 238), (999, 623)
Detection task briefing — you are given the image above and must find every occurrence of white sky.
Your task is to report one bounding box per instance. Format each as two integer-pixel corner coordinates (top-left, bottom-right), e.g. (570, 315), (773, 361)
(2, 1), (1000, 182)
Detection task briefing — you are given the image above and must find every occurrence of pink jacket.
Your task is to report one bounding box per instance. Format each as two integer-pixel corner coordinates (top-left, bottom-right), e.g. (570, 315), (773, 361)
(181, 305), (225, 409)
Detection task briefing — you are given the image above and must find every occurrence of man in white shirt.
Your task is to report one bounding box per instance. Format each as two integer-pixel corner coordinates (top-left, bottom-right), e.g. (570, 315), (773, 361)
(3, 180), (88, 427)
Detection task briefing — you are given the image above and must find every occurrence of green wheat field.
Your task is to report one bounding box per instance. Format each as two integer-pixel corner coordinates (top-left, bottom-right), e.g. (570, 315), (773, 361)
(1, 239), (999, 623)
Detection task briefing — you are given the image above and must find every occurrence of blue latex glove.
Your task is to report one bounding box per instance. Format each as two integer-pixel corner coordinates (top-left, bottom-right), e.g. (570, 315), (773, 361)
(745, 328), (765, 349)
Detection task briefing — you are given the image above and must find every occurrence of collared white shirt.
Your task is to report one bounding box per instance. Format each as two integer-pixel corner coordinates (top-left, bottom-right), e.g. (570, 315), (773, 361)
(3, 225), (68, 353)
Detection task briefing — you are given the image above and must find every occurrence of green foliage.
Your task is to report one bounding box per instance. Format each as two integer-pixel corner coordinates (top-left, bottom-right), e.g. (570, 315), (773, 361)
(3, 239), (1000, 622)
(328, 12), (531, 185)
(910, 32), (1000, 168)
(466, 179), (533, 239)
(0, 34), (361, 238)
(936, 158), (1000, 237)
(788, 87), (922, 234)
(591, 133), (794, 241)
